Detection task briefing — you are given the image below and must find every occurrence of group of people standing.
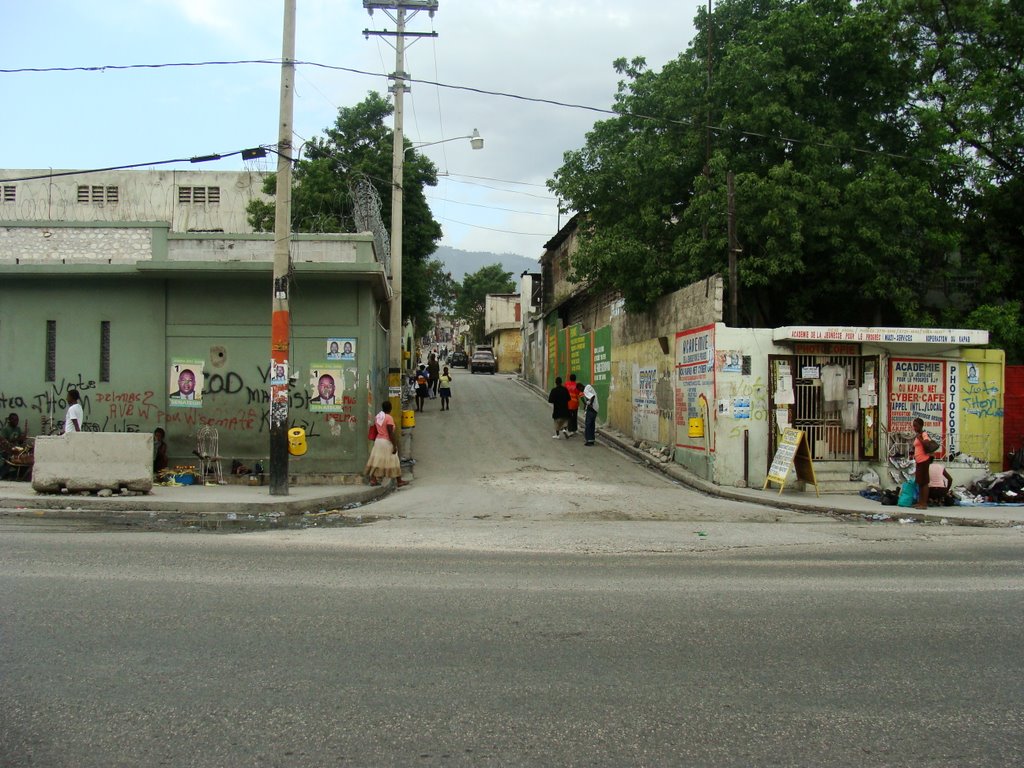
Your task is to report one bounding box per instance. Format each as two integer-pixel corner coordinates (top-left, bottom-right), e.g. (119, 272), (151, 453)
(548, 373), (599, 446)
(364, 354), (455, 486)
(412, 353), (453, 412)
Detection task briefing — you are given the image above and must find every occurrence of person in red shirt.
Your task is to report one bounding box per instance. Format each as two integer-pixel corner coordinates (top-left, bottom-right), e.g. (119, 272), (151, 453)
(565, 373), (582, 437)
(912, 417), (934, 510)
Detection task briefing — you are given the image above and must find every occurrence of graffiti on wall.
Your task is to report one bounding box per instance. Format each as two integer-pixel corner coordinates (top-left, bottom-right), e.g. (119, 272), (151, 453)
(2, 362), (360, 441)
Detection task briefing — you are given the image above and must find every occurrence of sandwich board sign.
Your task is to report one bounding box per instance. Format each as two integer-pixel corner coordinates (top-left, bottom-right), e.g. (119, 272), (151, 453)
(764, 428), (819, 496)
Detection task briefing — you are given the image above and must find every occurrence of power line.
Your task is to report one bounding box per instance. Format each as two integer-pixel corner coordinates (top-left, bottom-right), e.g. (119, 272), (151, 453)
(0, 57), (982, 173)
(425, 194), (556, 217)
(0, 147), (265, 183)
(438, 215), (552, 237)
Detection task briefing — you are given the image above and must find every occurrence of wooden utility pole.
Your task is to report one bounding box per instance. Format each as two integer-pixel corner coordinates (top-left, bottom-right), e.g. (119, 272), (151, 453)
(363, 1), (438, 415)
(727, 170), (740, 328)
(269, 0), (296, 495)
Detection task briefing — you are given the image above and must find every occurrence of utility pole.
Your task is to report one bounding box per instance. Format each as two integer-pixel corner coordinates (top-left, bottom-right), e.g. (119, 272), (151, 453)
(269, 0), (296, 495)
(727, 170), (740, 327)
(363, 1), (438, 416)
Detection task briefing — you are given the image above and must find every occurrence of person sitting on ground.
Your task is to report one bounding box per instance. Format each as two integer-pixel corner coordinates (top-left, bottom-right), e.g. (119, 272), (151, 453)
(928, 460), (954, 506)
(0, 413), (25, 480)
(153, 427), (169, 474)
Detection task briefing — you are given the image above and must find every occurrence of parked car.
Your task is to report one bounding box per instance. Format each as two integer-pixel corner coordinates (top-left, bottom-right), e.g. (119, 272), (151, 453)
(470, 350), (496, 374)
(450, 350), (468, 368)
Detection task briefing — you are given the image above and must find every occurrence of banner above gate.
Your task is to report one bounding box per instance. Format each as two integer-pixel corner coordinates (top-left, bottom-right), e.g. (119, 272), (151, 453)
(774, 326), (989, 346)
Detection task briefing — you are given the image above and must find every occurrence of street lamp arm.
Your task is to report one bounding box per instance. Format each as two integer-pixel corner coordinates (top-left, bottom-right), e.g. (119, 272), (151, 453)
(405, 129), (483, 154)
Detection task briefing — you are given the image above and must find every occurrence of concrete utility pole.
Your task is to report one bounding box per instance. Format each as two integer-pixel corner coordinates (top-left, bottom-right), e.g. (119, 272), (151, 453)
(727, 170), (740, 327)
(363, 1), (438, 415)
(269, 0), (296, 495)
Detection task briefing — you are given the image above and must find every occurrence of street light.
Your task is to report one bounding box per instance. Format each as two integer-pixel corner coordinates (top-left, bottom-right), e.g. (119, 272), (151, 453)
(405, 129), (484, 155)
(388, 128), (483, 413)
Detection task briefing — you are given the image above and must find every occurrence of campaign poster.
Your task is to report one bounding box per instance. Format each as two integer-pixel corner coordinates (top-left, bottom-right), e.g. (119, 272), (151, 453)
(169, 359), (204, 409)
(326, 337), (356, 362)
(675, 324), (715, 449)
(309, 365), (344, 413)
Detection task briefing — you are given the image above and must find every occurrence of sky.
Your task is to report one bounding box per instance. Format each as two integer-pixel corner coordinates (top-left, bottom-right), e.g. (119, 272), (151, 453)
(2, 0), (704, 260)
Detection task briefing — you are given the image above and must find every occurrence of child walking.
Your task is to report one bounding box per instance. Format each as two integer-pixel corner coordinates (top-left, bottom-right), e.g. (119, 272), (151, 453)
(438, 367), (453, 411)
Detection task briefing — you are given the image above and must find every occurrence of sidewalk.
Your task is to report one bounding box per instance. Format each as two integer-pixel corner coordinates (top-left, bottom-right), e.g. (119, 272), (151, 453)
(1, 415), (1022, 529)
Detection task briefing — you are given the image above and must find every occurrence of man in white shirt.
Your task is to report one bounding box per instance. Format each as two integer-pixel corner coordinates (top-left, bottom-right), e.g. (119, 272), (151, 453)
(64, 389), (83, 433)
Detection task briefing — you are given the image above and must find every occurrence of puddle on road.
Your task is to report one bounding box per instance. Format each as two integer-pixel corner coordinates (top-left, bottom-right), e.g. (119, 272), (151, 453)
(1, 511), (384, 535)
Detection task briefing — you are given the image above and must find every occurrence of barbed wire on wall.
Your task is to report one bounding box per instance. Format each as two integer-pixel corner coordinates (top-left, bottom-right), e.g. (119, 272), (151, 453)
(349, 173), (390, 275)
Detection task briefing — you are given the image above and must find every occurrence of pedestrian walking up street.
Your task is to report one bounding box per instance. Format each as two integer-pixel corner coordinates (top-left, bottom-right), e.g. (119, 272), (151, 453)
(428, 354), (441, 399)
(548, 377), (570, 438)
(438, 367), (453, 411)
(582, 384), (599, 445)
(364, 401), (408, 487)
(565, 373), (581, 437)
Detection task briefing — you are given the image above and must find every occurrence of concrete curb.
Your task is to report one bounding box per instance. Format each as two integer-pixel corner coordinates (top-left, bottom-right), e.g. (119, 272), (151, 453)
(0, 483), (392, 522)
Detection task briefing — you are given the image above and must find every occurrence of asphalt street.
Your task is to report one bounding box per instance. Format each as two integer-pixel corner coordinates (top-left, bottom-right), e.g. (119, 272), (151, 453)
(1, 372), (1022, 766)
(1, 533), (1022, 767)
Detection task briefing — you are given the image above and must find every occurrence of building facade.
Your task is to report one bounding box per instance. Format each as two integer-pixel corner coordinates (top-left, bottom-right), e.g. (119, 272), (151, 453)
(0, 169), (392, 477)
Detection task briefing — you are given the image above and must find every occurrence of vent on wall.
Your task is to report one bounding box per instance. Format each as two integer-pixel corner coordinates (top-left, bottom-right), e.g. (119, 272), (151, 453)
(46, 320), (56, 382)
(178, 186), (221, 204)
(1, 185), (15, 203)
(77, 185), (118, 205)
(100, 321), (111, 382)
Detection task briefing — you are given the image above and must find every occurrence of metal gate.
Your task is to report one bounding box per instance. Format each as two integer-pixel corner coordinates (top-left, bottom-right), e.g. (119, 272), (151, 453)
(769, 353), (862, 464)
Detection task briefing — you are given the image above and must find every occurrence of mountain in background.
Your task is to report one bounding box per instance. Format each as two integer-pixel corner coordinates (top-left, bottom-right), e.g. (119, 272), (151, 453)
(433, 245), (540, 286)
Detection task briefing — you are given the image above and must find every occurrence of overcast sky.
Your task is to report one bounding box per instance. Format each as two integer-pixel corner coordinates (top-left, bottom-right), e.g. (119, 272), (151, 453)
(2, 0), (704, 260)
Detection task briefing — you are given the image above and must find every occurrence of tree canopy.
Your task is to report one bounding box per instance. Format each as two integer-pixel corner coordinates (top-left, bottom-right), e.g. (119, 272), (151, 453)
(549, 0), (1024, 359)
(454, 264), (516, 343)
(247, 92), (443, 333)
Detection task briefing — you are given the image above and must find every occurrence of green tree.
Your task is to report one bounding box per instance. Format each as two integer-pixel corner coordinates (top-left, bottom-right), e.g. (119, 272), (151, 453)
(454, 264), (516, 343)
(549, 0), (1023, 356)
(247, 92), (443, 332)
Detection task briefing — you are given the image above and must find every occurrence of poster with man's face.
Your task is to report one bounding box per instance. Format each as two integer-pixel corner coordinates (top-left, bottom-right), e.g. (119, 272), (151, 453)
(309, 366), (343, 413)
(326, 337), (356, 362)
(169, 359), (204, 408)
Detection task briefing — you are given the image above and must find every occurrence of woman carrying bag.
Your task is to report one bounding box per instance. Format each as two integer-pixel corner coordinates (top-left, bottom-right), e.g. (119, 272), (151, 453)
(364, 400), (408, 488)
(912, 417), (938, 510)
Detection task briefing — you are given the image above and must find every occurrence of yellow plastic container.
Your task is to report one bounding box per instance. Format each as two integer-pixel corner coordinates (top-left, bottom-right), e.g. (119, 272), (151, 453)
(401, 410), (416, 428)
(287, 427), (308, 456)
(688, 417), (704, 438)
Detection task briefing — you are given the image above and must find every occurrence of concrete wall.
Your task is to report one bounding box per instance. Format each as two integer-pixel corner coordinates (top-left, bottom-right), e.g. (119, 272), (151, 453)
(32, 433), (154, 493)
(0, 224), (156, 264)
(0, 169), (270, 233)
(489, 328), (523, 373)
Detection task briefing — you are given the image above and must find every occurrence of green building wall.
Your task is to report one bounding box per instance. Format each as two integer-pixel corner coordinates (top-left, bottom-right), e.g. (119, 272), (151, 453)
(1, 266), (389, 477)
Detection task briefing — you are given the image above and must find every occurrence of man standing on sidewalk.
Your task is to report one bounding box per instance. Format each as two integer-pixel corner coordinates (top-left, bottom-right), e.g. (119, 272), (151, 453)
(548, 377), (571, 439)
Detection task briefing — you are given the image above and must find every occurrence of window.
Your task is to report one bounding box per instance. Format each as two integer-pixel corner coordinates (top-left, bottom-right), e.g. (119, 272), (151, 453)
(178, 186), (221, 204)
(1, 185), (14, 203)
(100, 321), (111, 382)
(77, 185), (118, 205)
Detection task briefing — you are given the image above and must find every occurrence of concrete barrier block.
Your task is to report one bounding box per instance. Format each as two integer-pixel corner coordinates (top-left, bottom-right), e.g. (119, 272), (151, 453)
(32, 433), (154, 494)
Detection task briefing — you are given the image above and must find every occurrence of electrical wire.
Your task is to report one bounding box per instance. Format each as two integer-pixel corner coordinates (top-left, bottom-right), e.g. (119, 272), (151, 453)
(0, 148), (261, 183)
(1, 57), (960, 170)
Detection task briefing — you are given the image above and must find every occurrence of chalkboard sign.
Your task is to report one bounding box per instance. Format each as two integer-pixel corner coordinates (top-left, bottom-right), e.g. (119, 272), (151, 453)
(764, 428), (819, 496)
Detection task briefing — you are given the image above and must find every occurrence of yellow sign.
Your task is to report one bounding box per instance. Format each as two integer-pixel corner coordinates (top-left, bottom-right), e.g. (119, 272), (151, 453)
(764, 428), (819, 496)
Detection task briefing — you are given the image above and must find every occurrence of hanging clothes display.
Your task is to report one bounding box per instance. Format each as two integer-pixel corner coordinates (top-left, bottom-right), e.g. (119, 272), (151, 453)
(841, 387), (859, 431)
(820, 362), (846, 410)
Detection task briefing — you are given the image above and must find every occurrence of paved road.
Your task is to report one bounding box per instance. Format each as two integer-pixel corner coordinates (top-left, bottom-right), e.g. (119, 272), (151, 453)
(1, 532), (1022, 767)
(2, 371), (1022, 766)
